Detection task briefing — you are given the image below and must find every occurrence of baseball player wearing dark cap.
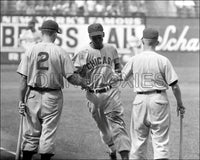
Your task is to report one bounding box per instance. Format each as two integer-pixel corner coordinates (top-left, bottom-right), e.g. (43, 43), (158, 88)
(72, 23), (131, 160)
(17, 20), (88, 160)
(121, 28), (185, 159)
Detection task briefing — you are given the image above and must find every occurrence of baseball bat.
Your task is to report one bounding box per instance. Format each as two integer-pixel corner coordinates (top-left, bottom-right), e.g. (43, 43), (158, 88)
(15, 85), (30, 160)
(15, 115), (23, 160)
(179, 114), (183, 160)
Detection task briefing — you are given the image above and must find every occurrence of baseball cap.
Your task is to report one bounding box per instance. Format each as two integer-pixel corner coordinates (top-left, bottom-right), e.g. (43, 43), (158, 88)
(88, 23), (104, 36)
(142, 28), (159, 40)
(39, 20), (61, 34)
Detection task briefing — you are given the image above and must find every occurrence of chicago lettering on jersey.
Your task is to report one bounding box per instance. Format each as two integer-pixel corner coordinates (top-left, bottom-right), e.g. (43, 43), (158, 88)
(86, 56), (112, 70)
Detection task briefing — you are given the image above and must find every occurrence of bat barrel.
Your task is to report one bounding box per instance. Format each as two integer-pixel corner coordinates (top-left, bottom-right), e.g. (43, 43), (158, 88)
(15, 115), (23, 160)
(179, 115), (183, 160)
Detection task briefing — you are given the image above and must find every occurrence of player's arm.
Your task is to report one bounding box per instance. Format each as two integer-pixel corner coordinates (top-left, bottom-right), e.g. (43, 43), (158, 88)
(18, 74), (28, 116)
(114, 57), (122, 74)
(170, 81), (185, 116)
(110, 47), (123, 83)
(63, 51), (89, 90)
(67, 73), (89, 90)
(113, 47), (122, 74)
(109, 58), (123, 84)
(19, 74), (28, 103)
(121, 57), (134, 81)
(17, 52), (29, 116)
(165, 59), (185, 117)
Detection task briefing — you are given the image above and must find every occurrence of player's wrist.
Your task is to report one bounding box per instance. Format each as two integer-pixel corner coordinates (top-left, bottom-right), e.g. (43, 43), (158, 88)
(177, 101), (183, 107)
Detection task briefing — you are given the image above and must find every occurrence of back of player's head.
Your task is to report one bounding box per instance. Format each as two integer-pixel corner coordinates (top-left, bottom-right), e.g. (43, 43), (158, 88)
(39, 20), (61, 34)
(88, 23), (104, 37)
(41, 30), (56, 36)
(142, 28), (159, 46)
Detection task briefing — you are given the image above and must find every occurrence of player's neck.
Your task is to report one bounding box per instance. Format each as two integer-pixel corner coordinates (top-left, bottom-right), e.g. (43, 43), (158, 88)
(42, 36), (54, 43)
(90, 42), (103, 50)
(143, 46), (155, 52)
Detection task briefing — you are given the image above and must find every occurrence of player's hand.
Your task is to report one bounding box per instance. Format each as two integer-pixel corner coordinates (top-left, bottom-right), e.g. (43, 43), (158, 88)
(81, 85), (91, 91)
(80, 80), (91, 91)
(177, 104), (185, 118)
(18, 101), (27, 116)
(109, 73), (123, 85)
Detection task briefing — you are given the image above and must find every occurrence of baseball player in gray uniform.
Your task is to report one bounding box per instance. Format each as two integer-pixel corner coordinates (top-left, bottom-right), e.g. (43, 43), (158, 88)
(17, 20), (88, 160)
(121, 28), (185, 159)
(72, 23), (131, 160)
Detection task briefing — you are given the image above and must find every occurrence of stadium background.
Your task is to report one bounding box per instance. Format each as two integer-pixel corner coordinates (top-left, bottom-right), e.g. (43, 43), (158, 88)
(0, 0), (199, 160)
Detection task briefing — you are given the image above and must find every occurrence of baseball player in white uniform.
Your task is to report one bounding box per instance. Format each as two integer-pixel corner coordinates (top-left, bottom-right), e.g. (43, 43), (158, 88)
(121, 28), (185, 160)
(18, 19), (42, 51)
(72, 23), (131, 160)
(17, 20), (88, 160)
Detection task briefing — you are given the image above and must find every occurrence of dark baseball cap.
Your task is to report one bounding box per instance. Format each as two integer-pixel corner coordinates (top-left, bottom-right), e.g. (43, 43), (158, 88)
(142, 28), (159, 40)
(39, 20), (61, 34)
(88, 23), (104, 36)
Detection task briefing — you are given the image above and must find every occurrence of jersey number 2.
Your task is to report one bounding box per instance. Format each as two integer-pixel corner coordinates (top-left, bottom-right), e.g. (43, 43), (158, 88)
(37, 52), (49, 70)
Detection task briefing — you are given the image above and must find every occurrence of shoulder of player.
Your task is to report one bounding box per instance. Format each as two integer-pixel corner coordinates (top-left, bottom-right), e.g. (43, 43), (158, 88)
(146, 51), (171, 66)
(55, 45), (70, 56)
(25, 44), (37, 55)
(153, 51), (169, 62)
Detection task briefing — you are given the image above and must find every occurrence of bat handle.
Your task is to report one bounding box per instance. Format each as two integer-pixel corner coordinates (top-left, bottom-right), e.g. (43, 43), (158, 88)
(15, 115), (23, 160)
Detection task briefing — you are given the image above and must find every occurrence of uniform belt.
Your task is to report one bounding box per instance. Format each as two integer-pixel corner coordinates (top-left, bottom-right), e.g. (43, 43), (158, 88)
(88, 85), (112, 94)
(30, 86), (61, 92)
(137, 90), (163, 94)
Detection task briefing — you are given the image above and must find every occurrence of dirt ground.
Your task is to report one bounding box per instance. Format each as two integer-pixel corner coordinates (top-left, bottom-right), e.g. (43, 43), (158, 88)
(1, 65), (199, 159)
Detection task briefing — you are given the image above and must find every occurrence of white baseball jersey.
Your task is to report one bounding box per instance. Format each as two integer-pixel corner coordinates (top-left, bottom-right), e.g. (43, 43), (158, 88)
(17, 42), (75, 89)
(122, 50), (178, 159)
(72, 43), (118, 89)
(122, 50), (178, 92)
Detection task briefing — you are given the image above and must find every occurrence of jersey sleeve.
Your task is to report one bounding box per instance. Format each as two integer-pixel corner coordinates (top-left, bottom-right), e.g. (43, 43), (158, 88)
(113, 46), (119, 60)
(122, 57), (134, 81)
(17, 53), (28, 76)
(164, 58), (178, 85)
(111, 46), (122, 72)
(62, 52), (76, 79)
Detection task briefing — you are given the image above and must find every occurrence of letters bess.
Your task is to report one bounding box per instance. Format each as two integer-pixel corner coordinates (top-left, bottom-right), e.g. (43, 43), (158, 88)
(2, 25), (79, 48)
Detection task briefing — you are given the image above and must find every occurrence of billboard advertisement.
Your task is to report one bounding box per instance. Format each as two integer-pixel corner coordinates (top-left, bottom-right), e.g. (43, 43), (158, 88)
(0, 15), (145, 64)
(147, 17), (199, 54)
(0, 15), (199, 65)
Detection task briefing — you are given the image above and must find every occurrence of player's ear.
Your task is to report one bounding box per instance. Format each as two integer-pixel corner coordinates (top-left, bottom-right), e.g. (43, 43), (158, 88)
(102, 32), (105, 37)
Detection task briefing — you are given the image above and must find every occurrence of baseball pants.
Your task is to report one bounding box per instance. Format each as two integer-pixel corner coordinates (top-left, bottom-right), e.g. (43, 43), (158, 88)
(86, 88), (131, 153)
(22, 89), (63, 154)
(130, 91), (170, 159)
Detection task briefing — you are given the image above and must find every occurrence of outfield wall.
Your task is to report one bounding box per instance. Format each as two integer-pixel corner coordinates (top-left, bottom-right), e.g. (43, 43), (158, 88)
(0, 15), (199, 67)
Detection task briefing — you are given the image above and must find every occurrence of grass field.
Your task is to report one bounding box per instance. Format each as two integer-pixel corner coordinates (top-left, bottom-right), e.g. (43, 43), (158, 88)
(0, 64), (199, 160)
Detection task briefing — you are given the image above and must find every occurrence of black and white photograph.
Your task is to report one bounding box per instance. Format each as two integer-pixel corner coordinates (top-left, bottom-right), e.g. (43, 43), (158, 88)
(0, 0), (199, 160)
